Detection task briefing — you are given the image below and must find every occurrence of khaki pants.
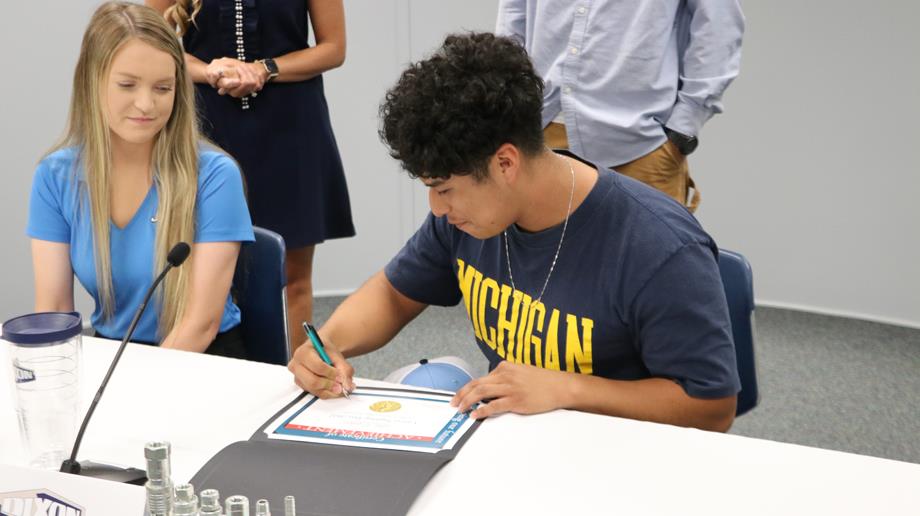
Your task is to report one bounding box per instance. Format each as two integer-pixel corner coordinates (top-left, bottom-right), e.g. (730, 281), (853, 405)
(544, 122), (700, 213)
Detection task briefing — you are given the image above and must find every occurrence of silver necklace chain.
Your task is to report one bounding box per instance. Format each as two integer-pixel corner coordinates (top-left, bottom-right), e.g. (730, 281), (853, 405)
(503, 156), (576, 305)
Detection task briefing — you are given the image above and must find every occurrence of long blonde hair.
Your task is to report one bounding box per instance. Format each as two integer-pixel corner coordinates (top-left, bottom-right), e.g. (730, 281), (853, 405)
(164, 0), (202, 37)
(50, 1), (199, 338)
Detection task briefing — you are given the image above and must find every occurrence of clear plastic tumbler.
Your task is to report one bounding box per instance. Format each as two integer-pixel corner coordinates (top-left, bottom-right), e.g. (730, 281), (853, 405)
(2, 312), (83, 470)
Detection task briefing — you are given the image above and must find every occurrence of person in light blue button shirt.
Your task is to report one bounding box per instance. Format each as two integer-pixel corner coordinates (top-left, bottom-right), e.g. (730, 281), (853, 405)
(27, 2), (254, 357)
(497, 0), (744, 212)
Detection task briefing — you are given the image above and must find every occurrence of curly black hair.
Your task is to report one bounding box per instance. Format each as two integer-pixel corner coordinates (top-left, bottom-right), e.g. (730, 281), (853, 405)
(379, 32), (545, 181)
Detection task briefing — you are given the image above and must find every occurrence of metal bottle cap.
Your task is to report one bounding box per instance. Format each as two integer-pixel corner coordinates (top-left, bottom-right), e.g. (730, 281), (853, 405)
(144, 441), (172, 516)
(255, 499), (271, 516)
(284, 496), (296, 516)
(173, 484), (199, 515)
(199, 488), (223, 516)
(226, 495), (250, 516)
(144, 441), (171, 483)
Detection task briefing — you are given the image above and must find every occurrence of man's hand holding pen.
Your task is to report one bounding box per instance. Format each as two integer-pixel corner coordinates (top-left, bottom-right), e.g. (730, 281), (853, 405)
(288, 323), (356, 399)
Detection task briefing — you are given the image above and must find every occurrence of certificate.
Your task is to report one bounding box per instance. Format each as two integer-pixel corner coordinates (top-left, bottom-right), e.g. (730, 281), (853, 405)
(264, 386), (477, 453)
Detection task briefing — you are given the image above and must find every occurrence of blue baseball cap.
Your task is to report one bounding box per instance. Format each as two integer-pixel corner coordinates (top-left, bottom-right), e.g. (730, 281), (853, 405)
(385, 356), (474, 392)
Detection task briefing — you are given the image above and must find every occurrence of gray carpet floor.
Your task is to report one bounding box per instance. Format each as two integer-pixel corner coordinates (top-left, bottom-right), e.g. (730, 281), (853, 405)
(313, 297), (920, 464)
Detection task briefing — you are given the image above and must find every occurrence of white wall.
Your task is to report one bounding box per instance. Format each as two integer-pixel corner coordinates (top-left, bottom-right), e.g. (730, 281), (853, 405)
(1, 1), (103, 318)
(313, 0), (500, 296)
(2, 1), (918, 328)
(693, 1), (920, 328)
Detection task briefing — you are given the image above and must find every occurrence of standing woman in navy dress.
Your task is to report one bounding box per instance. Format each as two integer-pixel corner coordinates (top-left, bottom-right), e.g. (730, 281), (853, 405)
(149, 0), (356, 349)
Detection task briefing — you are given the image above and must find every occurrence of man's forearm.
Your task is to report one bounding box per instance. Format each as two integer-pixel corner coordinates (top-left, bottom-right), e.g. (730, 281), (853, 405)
(667, 0), (745, 136)
(564, 374), (736, 432)
(319, 271), (426, 358)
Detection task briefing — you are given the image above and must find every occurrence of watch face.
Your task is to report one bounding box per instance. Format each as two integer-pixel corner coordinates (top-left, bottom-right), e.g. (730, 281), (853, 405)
(263, 58), (279, 76)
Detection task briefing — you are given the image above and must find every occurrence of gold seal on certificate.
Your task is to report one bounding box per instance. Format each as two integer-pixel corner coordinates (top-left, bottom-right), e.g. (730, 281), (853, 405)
(370, 400), (402, 413)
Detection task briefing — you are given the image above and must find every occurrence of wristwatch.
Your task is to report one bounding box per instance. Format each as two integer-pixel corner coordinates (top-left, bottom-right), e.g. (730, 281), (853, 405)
(664, 127), (699, 156)
(259, 58), (279, 82)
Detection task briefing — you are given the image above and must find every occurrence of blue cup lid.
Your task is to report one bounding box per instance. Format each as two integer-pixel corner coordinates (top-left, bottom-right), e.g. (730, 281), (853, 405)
(2, 312), (83, 345)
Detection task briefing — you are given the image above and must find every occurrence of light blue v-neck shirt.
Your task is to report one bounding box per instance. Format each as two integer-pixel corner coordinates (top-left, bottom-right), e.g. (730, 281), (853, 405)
(27, 146), (255, 343)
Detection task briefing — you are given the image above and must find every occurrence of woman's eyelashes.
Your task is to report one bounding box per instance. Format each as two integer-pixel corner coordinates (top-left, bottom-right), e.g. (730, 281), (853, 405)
(115, 82), (174, 93)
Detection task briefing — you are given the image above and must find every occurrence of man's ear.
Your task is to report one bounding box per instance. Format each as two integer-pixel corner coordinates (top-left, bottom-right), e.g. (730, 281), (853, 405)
(493, 143), (522, 185)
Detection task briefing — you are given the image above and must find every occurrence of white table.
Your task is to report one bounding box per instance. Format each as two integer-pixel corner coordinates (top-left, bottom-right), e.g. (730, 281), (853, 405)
(2, 336), (919, 515)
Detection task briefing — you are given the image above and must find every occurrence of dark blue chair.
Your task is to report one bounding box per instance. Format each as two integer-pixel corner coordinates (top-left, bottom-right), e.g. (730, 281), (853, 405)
(718, 248), (759, 416)
(233, 226), (290, 366)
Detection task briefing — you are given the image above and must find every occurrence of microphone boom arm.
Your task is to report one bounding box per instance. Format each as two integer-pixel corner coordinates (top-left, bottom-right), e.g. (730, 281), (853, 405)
(61, 242), (189, 477)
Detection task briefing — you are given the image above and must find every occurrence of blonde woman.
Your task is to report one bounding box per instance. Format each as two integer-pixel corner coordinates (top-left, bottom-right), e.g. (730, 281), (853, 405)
(149, 0), (356, 349)
(28, 2), (254, 357)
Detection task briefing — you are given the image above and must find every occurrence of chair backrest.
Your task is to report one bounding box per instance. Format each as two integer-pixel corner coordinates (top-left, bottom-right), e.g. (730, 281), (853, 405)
(233, 226), (290, 366)
(718, 248), (759, 416)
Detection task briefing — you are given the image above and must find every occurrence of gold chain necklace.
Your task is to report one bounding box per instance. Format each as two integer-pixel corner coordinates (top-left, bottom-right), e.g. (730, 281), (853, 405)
(503, 157), (576, 304)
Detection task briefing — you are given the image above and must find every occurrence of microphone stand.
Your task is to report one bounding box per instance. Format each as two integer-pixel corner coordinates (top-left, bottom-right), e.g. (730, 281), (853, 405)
(60, 243), (189, 484)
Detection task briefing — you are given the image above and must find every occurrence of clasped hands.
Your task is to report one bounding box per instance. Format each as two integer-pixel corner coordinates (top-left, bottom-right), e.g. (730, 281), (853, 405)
(288, 339), (571, 420)
(205, 57), (269, 98)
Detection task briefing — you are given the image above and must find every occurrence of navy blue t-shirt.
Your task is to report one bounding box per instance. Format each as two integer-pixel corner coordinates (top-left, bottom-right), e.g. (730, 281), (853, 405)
(385, 163), (740, 400)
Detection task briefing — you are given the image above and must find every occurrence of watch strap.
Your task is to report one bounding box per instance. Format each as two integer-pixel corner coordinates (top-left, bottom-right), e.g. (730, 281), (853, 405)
(260, 58), (279, 82)
(664, 127), (699, 156)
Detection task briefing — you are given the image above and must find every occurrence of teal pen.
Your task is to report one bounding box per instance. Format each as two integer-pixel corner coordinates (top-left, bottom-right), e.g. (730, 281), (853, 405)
(302, 322), (351, 399)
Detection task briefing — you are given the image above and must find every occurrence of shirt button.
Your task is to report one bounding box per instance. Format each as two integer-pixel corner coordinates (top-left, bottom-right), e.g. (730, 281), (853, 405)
(564, 86), (572, 94)
(577, 6), (586, 14)
(570, 47), (579, 55)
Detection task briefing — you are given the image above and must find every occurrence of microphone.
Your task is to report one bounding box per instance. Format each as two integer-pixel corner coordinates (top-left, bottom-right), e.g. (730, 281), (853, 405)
(60, 242), (191, 484)
(167, 242), (191, 268)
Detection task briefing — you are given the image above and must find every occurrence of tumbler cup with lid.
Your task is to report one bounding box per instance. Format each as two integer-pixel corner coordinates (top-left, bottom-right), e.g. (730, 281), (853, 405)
(2, 311), (83, 470)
